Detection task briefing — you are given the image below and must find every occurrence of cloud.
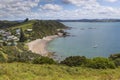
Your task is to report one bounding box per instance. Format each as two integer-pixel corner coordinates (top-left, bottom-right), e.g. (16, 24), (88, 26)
(41, 4), (62, 11)
(0, 0), (40, 19)
(62, 0), (99, 7)
(105, 0), (118, 2)
(0, 0), (120, 20)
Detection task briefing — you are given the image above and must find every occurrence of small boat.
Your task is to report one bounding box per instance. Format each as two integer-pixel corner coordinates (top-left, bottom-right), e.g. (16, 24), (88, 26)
(93, 44), (98, 48)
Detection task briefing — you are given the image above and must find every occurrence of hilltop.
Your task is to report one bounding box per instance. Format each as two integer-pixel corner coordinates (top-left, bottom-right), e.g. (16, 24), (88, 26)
(0, 20), (67, 62)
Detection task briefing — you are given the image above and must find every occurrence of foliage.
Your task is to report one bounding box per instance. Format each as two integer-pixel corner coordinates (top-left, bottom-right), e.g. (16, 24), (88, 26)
(109, 53), (120, 60)
(32, 20), (67, 39)
(7, 51), (41, 63)
(0, 63), (120, 80)
(32, 56), (56, 64)
(113, 58), (120, 67)
(19, 28), (27, 42)
(0, 20), (20, 28)
(24, 18), (29, 22)
(86, 57), (116, 69)
(60, 56), (87, 66)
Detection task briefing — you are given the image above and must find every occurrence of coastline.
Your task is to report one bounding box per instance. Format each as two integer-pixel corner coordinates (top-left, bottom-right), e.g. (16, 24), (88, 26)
(27, 35), (58, 56)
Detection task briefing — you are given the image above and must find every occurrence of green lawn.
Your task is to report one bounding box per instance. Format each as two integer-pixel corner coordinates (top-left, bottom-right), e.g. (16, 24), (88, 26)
(0, 63), (120, 80)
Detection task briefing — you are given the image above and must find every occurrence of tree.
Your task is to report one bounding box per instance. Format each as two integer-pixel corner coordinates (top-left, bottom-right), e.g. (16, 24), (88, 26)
(24, 18), (29, 22)
(109, 53), (120, 60)
(32, 57), (56, 64)
(60, 56), (87, 66)
(86, 57), (116, 69)
(19, 28), (26, 42)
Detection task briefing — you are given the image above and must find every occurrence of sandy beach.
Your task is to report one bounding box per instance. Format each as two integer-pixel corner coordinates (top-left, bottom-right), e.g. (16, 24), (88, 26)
(27, 35), (58, 56)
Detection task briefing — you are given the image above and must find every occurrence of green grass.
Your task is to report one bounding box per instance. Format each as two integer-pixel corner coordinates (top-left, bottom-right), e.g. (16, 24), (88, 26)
(0, 63), (120, 80)
(10, 20), (35, 31)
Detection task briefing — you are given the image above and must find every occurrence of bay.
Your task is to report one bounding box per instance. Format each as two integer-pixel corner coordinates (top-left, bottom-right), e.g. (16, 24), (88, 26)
(47, 22), (120, 59)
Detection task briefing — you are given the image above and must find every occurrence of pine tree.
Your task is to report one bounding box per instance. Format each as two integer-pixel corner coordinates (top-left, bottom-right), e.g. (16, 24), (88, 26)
(19, 28), (26, 42)
(24, 18), (29, 22)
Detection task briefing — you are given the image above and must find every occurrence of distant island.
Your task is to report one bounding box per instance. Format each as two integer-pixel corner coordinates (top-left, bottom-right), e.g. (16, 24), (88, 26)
(57, 19), (120, 22)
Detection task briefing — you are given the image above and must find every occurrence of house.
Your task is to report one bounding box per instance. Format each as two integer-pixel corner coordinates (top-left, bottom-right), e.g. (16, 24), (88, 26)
(16, 29), (20, 35)
(27, 29), (32, 32)
(0, 30), (5, 34)
(2, 32), (11, 37)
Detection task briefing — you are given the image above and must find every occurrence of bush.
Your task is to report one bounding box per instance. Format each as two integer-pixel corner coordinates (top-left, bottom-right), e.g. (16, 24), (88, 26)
(109, 53), (120, 60)
(60, 56), (87, 66)
(86, 57), (116, 69)
(6, 51), (41, 63)
(0, 53), (6, 62)
(32, 57), (56, 64)
(113, 58), (120, 67)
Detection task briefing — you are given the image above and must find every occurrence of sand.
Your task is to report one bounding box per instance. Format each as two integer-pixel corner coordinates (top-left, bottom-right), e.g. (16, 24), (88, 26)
(27, 35), (58, 56)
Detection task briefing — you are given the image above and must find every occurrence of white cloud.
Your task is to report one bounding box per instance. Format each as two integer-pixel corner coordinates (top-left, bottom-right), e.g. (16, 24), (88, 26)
(0, 0), (120, 20)
(105, 0), (118, 2)
(41, 4), (62, 11)
(0, 0), (40, 19)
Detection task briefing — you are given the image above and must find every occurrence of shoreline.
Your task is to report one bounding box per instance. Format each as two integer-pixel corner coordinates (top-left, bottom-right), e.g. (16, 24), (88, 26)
(27, 35), (58, 56)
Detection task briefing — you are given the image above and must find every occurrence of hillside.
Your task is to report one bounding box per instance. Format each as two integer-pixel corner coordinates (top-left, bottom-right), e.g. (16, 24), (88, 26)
(1, 20), (120, 80)
(0, 63), (120, 80)
(0, 20), (67, 62)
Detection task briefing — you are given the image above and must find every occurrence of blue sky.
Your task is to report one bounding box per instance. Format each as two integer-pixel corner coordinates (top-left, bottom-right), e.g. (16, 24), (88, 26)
(0, 0), (120, 20)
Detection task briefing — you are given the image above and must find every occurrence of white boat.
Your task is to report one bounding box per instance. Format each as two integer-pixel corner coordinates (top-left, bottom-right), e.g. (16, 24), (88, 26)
(93, 44), (98, 48)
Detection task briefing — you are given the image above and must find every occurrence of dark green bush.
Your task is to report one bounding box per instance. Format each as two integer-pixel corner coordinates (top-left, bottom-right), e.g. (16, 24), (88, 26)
(32, 57), (56, 64)
(113, 58), (120, 67)
(6, 51), (41, 63)
(109, 53), (120, 60)
(86, 57), (116, 69)
(60, 56), (87, 66)
(0, 53), (6, 62)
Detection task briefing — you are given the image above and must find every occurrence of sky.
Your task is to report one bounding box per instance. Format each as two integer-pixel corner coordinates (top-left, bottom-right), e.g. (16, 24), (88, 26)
(0, 0), (120, 20)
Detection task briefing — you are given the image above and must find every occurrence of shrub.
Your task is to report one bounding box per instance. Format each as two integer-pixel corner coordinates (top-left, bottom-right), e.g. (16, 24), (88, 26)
(109, 53), (120, 60)
(0, 52), (6, 62)
(86, 57), (116, 69)
(113, 58), (120, 67)
(32, 57), (56, 64)
(6, 51), (41, 63)
(19, 28), (27, 42)
(60, 56), (87, 66)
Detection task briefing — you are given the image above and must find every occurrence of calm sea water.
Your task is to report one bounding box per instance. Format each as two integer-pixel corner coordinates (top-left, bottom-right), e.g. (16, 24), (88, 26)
(47, 22), (120, 59)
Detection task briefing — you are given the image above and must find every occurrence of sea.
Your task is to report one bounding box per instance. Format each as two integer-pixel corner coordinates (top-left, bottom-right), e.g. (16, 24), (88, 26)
(47, 22), (120, 59)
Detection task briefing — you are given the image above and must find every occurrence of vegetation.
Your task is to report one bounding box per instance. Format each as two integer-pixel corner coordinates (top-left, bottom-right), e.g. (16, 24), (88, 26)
(24, 18), (29, 22)
(0, 63), (120, 80)
(0, 20), (21, 28)
(19, 28), (26, 42)
(61, 56), (116, 69)
(32, 20), (67, 39)
(109, 53), (120, 60)
(109, 53), (120, 67)
(1, 19), (120, 79)
(0, 19), (67, 63)
(86, 57), (116, 69)
(61, 56), (87, 67)
(32, 57), (56, 64)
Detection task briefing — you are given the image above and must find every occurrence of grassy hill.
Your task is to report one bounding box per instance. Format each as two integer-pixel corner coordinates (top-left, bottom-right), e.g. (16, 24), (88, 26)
(0, 63), (120, 80)
(0, 20), (67, 62)
(1, 20), (120, 80)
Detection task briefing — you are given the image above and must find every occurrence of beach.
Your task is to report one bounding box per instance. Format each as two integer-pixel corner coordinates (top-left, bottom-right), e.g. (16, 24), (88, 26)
(27, 35), (58, 56)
